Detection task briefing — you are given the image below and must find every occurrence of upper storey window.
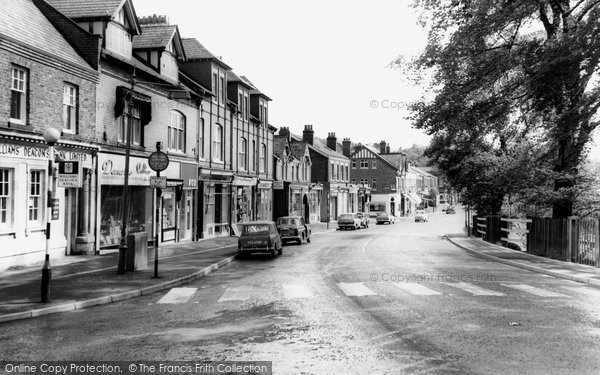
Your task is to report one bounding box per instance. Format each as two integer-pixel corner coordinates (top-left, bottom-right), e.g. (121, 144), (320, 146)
(106, 8), (132, 59)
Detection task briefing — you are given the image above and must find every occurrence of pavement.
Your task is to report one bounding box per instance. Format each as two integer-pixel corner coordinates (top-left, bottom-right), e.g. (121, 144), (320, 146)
(0, 222), (337, 323)
(446, 234), (600, 289)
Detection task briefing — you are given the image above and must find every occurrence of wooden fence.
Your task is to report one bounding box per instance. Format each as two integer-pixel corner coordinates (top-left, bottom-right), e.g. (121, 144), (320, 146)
(471, 215), (599, 267)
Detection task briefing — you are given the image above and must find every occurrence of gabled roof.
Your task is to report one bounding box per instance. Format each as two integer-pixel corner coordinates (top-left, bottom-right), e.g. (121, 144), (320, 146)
(47, 0), (141, 35)
(228, 71), (254, 89)
(1, 0), (91, 70)
(241, 75), (272, 101)
(290, 134), (349, 161)
(181, 38), (232, 69)
(134, 24), (176, 49)
(273, 136), (290, 160)
(350, 145), (404, 173)
(289, 142), (310, 162)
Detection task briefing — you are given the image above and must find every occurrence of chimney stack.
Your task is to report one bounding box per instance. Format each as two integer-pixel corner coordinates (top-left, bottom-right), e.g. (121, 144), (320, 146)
(386, 145), (391, 153)
(342, 138), (352, 157)
(326, 132), (337, 151)
(138, 14), (169, 25)
(278, 126), (290, 141)
(380, 140), (387, 154)
(303, 125), (314, 145)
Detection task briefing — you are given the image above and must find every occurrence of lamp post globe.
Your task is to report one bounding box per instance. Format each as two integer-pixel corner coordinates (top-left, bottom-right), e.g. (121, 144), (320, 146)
(43, 127), (61, 146)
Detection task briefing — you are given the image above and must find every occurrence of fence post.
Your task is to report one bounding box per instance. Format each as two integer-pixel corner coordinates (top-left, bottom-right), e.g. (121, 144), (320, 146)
(596, 218), (600, 268)
(567, 216), (573, 263)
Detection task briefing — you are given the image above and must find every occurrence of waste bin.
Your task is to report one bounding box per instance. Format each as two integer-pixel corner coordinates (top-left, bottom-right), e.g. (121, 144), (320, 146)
(126, 232), (148, 271)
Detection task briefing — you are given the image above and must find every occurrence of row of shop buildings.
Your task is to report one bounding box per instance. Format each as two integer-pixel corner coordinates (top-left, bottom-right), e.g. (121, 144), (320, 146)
(0, 0), (436, 271)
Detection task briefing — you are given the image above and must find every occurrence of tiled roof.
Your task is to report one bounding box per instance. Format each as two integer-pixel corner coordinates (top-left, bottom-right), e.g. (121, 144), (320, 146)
(1, 0), (90, 68)
(181, 38), (215, 60)
(381, 154), (405, 170)
(133, 24), (176, 49)
(273, 136), (288, 159)
(46, 0), (123, 18)
(289, 142), (309, 161)
(228, 71), (254, 88)
(290, 134), (348, 160)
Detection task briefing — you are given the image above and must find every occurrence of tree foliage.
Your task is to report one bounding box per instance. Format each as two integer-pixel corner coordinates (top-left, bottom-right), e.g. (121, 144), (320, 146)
(403, 0), (600, 217)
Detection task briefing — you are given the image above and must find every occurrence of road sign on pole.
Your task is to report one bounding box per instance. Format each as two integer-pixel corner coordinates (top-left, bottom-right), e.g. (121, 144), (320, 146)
(149, 176), (167, 189)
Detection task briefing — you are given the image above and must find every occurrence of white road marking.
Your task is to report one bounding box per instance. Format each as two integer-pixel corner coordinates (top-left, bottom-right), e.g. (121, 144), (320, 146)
(218, 286), (254, 302)
(443, 282), (505, 296)
(502, 284), (570, 298)
(561, 286), (600, 299)
(337, 282), (378, 296)
(395, 283), (441, 296)
(282, 284), (315, 299)
(156, 287), (197, 304)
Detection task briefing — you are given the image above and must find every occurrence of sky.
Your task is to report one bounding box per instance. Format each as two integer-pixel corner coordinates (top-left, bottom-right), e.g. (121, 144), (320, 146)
(133, 0), (430, 151)
(133, 0), (600, 158)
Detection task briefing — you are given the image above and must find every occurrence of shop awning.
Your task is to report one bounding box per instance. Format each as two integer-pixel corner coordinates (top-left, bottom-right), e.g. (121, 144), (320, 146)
(403, 192), (422, 205)
(114, 86), (152, 125)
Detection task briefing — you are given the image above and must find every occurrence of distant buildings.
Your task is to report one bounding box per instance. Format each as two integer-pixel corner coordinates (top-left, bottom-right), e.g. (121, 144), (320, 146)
(0, 0), (437, 271)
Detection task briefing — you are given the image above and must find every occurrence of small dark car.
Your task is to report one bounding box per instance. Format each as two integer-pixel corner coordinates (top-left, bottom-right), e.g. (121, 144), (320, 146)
(238, 221), (283, 258)
(356, 212), (370, 228)
(276, 216), (311, 244)
(338, 213), (362, 230)
(446, 206), (456, 214)
(376, 212), (395, 225)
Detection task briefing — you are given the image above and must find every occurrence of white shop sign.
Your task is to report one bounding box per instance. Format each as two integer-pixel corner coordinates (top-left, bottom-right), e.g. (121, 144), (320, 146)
(0, 142), (93, 169)
(99, 154), (181, 186)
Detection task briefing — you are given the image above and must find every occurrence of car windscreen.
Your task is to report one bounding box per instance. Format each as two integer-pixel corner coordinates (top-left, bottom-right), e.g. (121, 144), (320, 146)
(243, 224), (270, 234)
(278, 218), (300, 226)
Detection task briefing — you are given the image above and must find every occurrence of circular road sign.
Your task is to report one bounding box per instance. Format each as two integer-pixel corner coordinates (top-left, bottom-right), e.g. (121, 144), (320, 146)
(148, 151), (170, 172)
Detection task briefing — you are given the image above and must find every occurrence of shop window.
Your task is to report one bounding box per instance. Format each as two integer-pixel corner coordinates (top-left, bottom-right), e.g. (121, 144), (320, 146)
(63, 83), (78, 133)
(28, 170), (44, 224)
(99, 186), (150, 247)
(168, 111), (186, 152)
(10, 66), (28, 124)
(0, 168), (13, 227)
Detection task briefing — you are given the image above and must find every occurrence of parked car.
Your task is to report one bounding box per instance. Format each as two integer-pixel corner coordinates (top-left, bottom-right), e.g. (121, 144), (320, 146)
(446, 206), (456, 214)
(415, 210), (429, 222)
(276, 216), (311, 244)
(356, 212), (370, 228)
(376, 212), (395, 224)
(238, 221), (283, 258)
(338, 213), (362, 230)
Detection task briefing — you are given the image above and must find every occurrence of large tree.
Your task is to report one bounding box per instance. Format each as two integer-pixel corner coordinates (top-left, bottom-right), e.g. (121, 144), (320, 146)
(404, 0), (600, 217)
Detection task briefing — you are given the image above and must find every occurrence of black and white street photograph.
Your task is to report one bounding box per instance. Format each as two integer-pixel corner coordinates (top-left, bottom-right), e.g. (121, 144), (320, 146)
(1, 0), (600, 374)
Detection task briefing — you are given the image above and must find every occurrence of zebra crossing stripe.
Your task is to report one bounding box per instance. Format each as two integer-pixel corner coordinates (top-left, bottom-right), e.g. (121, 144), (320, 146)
(561, 286), (600, 299)
(395, 283), (441, 296)
(337, 282), (378, 296)
(443, 282), (505, 296)
(156, 287), (197, 304)
(501, 284), (570, 298)
(282, 284), (315, 299)
(218, 286), (254, 302)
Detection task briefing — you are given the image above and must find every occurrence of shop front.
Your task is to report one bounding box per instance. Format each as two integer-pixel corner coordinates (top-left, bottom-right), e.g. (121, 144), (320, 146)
(0, 136), (97, 271)
(308, 184), (322, 223)
(232, 176), (257, 224)
(198, 170), (232, 238)
(272, 182), (308, 221)
(98, 153), (153, 248)
(179, 163), (198, 242)
(256, 180), (272, 221)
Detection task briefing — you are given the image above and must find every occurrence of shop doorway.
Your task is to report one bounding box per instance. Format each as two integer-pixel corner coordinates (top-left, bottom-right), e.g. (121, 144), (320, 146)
(214, 184), (223, 233)
(64, 189), (78, 254)
(303, 194), (310, 223)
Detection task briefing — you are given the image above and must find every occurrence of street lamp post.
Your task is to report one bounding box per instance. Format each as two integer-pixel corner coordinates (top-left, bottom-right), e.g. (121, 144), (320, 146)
(41, 128), (60, 303)
(117, 75), (136, 274)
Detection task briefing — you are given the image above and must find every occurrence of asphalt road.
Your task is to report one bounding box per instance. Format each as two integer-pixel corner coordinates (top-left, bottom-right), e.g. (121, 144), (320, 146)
(1, 208), (600, 374)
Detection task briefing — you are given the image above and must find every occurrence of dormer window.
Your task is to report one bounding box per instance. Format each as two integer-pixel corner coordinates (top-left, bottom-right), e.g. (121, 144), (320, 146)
(106, 21), (132, 59)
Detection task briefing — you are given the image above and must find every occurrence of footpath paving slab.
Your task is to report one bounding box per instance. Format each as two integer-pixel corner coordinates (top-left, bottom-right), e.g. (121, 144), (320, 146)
(446, 235), (600, 288)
